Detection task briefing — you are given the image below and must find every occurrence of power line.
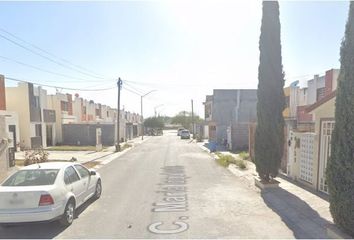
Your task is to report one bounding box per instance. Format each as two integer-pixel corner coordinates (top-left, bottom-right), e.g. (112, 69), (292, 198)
(0, 55), (114, 83)
(123, 85), (143, 96)
(5, 76), (116, 92)
(0, 27), (109, 79)
(123, 81), (146, 95)
(0, 32), (108, 80)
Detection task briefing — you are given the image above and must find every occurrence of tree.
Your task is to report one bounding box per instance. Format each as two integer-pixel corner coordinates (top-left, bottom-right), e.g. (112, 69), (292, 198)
(144, 117), (164, 129)
(327, 2), (354, 236)
(254, 1), (285, 182)
(171, 111), (202, 129)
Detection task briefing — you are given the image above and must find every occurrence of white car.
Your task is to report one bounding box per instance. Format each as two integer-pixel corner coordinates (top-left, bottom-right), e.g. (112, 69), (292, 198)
(0, 162), (102, 227)
(180, 130), (191, 139)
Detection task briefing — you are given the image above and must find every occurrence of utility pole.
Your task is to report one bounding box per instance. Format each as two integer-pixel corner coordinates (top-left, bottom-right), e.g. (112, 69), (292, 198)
(191, 99), (195, 137)
(116, 78), (123, 152)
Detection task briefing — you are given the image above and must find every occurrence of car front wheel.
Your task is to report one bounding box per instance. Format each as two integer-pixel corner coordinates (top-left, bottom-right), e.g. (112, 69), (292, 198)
(59, 199), (75, 227)
(93, 179), (102, 200)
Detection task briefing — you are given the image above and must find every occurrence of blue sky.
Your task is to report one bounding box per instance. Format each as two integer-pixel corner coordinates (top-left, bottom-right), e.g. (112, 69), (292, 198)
(0, 1), (349, 117)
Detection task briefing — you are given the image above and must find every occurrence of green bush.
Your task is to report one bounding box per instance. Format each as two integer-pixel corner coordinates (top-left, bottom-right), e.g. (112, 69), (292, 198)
(216, 153), (247, 170)
(239, 151), (250, 160)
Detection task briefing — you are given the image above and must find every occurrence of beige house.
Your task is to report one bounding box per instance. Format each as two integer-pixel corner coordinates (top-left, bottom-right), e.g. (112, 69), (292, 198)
(307, 91), (336, 194)
(287, 91), (336, 194)
(6, 82), (56, 149)
(48, 93), (76, 144)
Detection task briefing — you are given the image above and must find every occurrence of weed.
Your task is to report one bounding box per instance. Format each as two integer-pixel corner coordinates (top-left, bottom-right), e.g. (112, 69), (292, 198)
(216, 153), (247, 170)
(239, 151), (250, 160)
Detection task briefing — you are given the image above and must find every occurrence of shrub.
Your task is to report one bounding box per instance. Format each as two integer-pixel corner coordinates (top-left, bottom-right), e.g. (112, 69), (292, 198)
(216, 153), (247, 170)
(121, 143), (132, 151)
(24, 148), (49, 166)
(327, 2), (354, 236)
(239, 151), (250, 160)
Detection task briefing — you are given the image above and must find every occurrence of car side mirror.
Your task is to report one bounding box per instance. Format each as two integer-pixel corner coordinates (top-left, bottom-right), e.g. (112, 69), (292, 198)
(90, 170), (96, 176)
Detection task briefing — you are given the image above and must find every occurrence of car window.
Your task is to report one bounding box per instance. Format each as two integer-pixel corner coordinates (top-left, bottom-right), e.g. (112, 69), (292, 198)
(64, 172), (71, 185)
(74, 165), (90, 179)
(2, 169), (59, 186)
(64, 166), (80, 184)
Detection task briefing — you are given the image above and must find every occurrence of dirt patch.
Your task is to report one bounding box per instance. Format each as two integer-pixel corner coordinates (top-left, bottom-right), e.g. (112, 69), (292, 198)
(83, 161), (101, 169)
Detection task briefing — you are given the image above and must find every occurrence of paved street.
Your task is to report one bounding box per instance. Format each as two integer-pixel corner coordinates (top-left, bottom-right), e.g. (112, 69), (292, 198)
(0, 131), (332, 239)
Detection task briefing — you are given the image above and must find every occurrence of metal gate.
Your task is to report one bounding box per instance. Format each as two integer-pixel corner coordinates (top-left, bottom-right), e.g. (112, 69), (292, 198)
(319, 120), (335, 193)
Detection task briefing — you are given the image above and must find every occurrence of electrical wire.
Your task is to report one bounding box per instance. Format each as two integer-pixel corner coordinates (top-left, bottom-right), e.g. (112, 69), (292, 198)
(0, 55), (115, 83)
(123, 85), (143, 96)
(5, 77), (116, 92)
(0, 27), (105, 79)
(0, 32), (107, 80)
(123, 81), (146, 95)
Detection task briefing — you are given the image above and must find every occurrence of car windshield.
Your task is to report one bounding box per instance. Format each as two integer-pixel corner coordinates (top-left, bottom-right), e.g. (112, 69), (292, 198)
(182, 130), (189, 133)
(2, 169), (59, 186)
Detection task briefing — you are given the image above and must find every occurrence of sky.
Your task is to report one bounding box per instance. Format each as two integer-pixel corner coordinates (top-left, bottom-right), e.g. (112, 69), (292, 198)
(0, 0), (349, 118)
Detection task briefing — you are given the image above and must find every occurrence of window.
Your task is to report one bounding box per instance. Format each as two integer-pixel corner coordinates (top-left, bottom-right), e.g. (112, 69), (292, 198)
(34, 96), (40, 108)
(2, 169), (59, 186)
(64, 166), (80, 184)
(35, 124), (42, 137)
(83, 106), (87, 114)
(61, 101), (69, 111)
(75, 165), (90, 178)
(317, 87), (326, 101)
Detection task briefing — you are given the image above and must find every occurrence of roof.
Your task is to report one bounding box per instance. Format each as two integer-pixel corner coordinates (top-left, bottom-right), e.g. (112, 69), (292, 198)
(21, 162), (74, 170)
(306, 91), (336, 113)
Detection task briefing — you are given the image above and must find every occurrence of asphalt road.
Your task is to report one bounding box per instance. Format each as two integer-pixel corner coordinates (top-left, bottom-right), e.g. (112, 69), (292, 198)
(0, 131), (295, 239)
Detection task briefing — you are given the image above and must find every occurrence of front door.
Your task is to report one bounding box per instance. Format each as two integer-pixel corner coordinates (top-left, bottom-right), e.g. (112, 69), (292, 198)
(46, 125), (53, 146)
(319, 120), (335, 194)
(8, 125), (16, 151)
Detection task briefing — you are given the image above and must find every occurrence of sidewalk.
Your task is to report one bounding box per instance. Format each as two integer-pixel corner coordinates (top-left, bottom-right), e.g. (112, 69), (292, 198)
(196, 140), (334, 239)
(15, 136), (151, 168)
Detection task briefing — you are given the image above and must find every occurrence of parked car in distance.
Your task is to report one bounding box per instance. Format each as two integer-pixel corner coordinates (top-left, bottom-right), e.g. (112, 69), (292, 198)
(180, 130), (191, 139)
(177, 128), (185, 136)
(0, 162), (102, 227)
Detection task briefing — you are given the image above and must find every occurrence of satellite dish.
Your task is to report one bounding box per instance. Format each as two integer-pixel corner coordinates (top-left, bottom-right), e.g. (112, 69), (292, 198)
(290, 80), (300, 87)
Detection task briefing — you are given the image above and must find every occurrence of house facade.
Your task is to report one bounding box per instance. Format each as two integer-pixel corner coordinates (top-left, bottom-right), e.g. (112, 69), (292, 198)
(204, 89), (257, 151)
(6, 82), (56, 149)
(285, 69), (339, 194)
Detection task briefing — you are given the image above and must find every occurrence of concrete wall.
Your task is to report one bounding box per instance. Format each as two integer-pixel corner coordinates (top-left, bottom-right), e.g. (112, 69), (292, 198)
(62, 123), (115, 146)
(307, 75), (325, 105)
(0, 116), (9, 182)
(0, 111), (20, 149)
(0, 75), (6, 111)
(212, 89), (257, 143)
(231, 123), (250, 151)
(287, 131), (317, 190)
(6, 83), (31, 149)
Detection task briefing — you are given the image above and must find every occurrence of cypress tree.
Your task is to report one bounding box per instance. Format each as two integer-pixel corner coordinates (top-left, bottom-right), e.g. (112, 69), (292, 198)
(327, 2), (354, 236)
(255, 1), (285, 182)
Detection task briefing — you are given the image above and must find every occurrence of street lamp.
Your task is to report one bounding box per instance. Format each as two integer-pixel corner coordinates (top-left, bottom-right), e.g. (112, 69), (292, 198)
(141, 90), (157, 140)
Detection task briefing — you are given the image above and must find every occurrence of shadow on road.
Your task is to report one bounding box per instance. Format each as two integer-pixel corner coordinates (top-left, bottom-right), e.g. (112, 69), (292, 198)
(261, 187), (331, 239)
(0, 198), (97, 239)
